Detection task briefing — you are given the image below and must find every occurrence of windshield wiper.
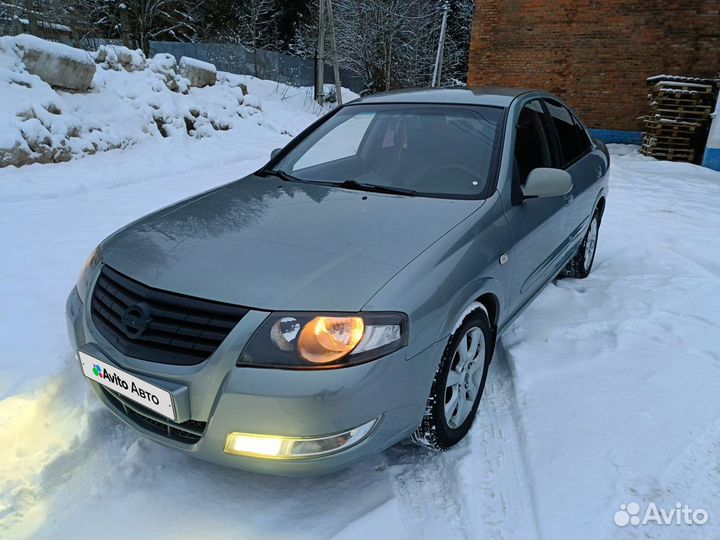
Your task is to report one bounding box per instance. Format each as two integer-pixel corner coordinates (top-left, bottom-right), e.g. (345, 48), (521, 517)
(261, 169), (304, 183)
(337, 179), (417, 197)
(261, 172), (417, 196)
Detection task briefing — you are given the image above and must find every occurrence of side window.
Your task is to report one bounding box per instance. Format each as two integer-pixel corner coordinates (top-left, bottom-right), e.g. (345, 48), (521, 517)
(572, 114), (593, 154)
(544, 99), (587, 167)
(513, 100), (554, 198)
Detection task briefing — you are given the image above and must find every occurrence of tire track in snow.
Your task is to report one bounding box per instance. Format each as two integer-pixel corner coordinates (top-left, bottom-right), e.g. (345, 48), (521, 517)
(472, 338), (542, 538)
(380, 338), (540, 539)
(384, 443), (474, 539)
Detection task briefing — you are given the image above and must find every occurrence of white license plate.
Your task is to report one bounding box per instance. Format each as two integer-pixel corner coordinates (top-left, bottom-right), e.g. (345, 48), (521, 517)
(79, 351), (176, 421)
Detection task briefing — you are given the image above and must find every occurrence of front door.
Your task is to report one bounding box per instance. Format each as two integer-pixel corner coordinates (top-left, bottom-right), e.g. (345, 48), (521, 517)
(504, 99), (570, 316)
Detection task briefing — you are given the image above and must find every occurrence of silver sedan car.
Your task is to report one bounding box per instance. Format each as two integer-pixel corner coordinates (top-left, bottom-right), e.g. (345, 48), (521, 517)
(66, 87), (609, 475)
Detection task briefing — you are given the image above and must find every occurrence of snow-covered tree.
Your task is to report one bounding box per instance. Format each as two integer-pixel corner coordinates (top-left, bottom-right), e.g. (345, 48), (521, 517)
(235, 0), (279, 50)
(196, 0), (280, 49)
(40, 0), (202, 54)
(442, 0), (474, 85)
(235, 0), (280, 76)
(292, 0), (474, 93)
(193, 0), (280, 75)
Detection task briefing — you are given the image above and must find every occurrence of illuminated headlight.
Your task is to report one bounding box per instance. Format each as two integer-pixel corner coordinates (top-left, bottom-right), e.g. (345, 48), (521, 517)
(239, 312), (407, 369)
(224, 417), (379, 459)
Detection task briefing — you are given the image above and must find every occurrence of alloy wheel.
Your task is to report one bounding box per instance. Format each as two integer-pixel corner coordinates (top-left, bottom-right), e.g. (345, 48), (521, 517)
(444, 326), (485, 429)
(583, 217), (599, 271)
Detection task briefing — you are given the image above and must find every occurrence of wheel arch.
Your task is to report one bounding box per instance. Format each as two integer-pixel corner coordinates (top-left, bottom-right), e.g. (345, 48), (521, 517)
(476, 292), (499, 327)
(596, 196), (606, 220)
(439, 277), (504, 343)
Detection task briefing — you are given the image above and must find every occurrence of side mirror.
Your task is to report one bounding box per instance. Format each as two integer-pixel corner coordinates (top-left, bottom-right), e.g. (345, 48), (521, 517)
(522, 168), (573, 199)
(270, 148), (282, 159)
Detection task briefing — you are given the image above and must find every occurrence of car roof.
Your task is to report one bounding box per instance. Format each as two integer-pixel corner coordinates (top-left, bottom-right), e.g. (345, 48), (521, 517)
(349, 86), (533, 108)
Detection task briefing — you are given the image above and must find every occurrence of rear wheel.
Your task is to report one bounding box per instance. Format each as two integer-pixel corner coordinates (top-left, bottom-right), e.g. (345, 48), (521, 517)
(411, 309), (493, 450)
(561, 209), (600, 279)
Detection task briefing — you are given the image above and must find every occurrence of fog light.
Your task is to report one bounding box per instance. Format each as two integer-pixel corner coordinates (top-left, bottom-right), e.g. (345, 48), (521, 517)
(225, 434), (283, 457)
(224, 417), (379, 459)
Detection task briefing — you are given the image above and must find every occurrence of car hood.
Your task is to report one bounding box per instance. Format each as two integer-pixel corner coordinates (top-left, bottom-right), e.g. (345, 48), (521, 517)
(100, 175), (483, 311)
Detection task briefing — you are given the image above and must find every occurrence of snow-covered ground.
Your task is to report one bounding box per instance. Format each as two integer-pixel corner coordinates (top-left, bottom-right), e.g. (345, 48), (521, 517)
(0, 35), (351, 169)
(1, 80), (720, 539)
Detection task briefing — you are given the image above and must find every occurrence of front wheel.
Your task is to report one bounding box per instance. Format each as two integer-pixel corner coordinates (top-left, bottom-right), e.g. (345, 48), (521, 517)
(561, 209), (600, 279)
(411, 308), (493, 450)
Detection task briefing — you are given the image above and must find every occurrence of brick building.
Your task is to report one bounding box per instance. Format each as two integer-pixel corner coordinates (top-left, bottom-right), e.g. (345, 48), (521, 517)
(467, 0), (720, 134)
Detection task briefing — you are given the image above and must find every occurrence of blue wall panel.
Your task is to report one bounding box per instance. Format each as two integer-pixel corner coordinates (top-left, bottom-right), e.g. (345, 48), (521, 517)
(589, 129), (643, 145)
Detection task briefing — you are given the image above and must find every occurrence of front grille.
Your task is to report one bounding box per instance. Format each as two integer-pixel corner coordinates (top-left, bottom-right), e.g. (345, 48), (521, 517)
(91, 265), (248, 365)
(101, 387), (206, 444)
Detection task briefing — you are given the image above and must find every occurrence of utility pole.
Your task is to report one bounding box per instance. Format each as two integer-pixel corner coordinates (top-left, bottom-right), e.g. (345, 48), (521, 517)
(431, 2), (449, 88)
(314, 0), (326, 105)
(325, 0), (343, 105)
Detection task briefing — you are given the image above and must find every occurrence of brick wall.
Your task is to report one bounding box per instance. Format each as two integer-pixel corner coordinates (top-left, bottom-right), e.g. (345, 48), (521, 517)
(467, 0), (720, 131)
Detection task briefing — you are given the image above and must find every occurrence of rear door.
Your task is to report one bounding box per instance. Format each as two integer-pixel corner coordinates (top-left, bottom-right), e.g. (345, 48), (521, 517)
(543, 98), (604, 248)
(504, 99), (569, 316)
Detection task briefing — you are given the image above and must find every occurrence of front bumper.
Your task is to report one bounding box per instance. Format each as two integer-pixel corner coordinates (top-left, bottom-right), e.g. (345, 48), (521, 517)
(66, 287), (442, 475)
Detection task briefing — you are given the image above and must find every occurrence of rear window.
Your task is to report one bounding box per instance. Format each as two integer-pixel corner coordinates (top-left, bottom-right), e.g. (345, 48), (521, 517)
(274, 104), (504, 198)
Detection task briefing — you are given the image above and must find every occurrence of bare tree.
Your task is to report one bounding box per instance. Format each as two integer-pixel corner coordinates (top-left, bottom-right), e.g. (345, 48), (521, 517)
(293, 0), (472, 93)
(295, 0), (400, 92)
(441, 0), (474, 85)
(235, 0), (278, 49)
(235, 0), (279, 76)
(122, 0), (201, 54)
(41, 0), (202, 54)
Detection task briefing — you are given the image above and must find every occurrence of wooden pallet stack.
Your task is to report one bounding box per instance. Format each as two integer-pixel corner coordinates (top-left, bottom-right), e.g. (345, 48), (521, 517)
(641, 75), (719, 163)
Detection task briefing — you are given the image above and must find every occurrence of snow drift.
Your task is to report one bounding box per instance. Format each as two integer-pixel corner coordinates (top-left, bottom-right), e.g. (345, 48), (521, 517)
(0, 36), (262, 168)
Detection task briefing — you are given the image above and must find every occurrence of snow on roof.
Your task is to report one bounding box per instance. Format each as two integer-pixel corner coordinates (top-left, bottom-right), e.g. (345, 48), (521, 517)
(652, 88), (705, 96)
(654, 116), (701, 126)
(355, 86), (522, 107)
(651, 80), (712, 90)
(647, 74), (717, 84)
(13, 34), (93, 65)
(179, 56), (217, 73)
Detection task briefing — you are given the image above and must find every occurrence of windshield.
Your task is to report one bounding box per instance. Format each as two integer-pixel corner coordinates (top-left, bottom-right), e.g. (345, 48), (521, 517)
(272, 104), (504, 198)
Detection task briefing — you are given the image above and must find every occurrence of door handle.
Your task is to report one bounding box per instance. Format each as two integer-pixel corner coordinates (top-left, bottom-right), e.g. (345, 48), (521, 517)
(563, 193), (574, 206)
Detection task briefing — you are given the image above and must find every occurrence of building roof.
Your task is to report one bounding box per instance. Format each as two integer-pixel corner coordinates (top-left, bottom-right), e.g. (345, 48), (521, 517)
(349, 86), (531, 107)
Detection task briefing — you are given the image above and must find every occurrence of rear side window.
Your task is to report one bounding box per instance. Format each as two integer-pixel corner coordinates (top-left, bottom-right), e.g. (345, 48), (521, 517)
(573, 115), (593, 154)
(544, 99), (591, 167)
(514, 100), (553, 186)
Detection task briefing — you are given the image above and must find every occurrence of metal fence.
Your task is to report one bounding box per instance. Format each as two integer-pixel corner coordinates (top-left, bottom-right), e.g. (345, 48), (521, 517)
(148, 41), (364, 93)
(0, 19), (366, 93)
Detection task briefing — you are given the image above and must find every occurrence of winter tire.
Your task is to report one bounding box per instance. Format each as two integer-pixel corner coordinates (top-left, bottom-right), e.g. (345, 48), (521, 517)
(561, 208), (600, 279)
(411, 308), (493, 450)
